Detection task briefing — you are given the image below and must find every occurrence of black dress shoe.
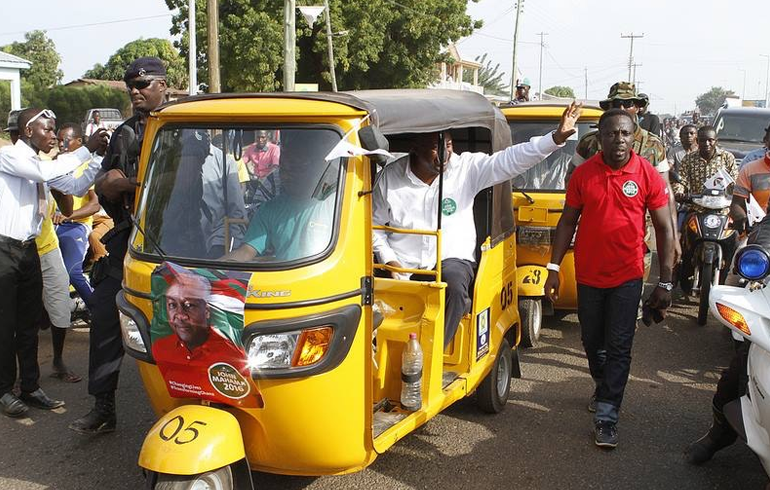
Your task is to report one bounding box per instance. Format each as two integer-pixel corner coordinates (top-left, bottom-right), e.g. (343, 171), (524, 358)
(20, 388), (65, 410)
(0, 392), (29, 418)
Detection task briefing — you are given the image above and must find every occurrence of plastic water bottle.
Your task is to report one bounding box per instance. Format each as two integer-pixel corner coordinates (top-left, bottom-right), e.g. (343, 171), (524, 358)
(400, 333), (423, 411)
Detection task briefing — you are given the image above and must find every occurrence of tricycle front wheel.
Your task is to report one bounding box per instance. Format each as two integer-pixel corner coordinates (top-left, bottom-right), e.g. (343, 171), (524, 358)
(155, 466), (233, 490)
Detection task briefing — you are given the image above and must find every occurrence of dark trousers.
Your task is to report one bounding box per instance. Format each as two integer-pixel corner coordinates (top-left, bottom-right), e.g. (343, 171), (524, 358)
(414, 258), (475, 348)
(713, 340), (750, 412)
(0, 240), (43, 395)
(577, 278), (643, 424)
(88, 274), (124, 396)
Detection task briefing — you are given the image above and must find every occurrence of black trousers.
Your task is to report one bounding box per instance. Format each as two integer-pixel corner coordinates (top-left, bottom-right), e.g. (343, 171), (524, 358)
(713, 340), (750, 413)
(414, 258), (475, 348)
(577, 278), (643, 423)
(87, 274), (124, 396)
(0, 240), (43, 396)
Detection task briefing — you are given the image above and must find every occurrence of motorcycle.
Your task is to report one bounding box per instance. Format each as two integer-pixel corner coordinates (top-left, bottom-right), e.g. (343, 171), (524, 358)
(709, 228), (770, 477)
(678, 184), (738, 325)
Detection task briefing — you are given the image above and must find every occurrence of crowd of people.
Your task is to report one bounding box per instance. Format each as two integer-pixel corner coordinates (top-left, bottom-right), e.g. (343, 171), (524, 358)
(2, 52), (769, 468)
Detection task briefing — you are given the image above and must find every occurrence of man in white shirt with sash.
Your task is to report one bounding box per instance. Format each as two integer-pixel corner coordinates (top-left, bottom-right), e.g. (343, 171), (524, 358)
(373, 102), (582, 349)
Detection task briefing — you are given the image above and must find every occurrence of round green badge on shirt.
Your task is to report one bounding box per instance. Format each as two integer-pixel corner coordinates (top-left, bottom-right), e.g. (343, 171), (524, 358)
(622, 181), (639, 198)
(442, 198), (457, 216)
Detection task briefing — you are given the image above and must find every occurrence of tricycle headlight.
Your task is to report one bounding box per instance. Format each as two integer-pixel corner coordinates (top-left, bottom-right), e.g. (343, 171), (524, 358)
(247, 332), (299, 370)
(246, 326), (334, 371)
(119, 312), (147, 354)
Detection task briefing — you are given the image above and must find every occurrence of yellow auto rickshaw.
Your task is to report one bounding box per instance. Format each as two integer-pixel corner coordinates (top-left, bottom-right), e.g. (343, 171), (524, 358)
(117, 89), (525, 488)
(501, 102), (603, 347)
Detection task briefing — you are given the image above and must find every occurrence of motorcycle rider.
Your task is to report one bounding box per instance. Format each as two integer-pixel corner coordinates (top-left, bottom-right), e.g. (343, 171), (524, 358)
(672, 126), (737, 198)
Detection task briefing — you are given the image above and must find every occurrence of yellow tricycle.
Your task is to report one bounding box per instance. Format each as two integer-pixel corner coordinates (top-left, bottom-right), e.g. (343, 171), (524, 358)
(118, 89), (525, 488)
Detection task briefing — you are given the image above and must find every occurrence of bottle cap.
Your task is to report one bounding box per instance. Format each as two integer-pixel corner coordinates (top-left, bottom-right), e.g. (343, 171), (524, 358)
(409, 333), (417, 339)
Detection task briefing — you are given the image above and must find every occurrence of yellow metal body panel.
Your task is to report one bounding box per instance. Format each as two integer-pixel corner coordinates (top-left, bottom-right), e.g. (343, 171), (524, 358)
(139, 405), (246, 475)
(501, 104), (603, 120)
(517, 265), (547, 297)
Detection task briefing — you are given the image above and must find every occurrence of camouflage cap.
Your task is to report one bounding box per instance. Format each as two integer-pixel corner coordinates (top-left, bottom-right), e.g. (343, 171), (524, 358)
(599, 82), (644, 110)
(3, 109), (23, 132)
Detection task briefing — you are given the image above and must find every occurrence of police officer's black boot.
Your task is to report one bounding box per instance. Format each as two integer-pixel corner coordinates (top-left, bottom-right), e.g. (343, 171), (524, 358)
(685, 405), (737, 465)
(69, 392), (116, 434)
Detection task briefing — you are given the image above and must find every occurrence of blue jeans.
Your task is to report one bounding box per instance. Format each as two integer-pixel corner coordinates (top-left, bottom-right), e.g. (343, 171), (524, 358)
(577, 278), (643, 424)
(56, 222), (93, 305)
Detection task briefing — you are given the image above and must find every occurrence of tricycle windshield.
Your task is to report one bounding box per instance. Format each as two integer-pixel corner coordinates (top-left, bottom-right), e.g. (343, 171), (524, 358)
(510, 121), (593, 191)
(132, 125), (344, 267)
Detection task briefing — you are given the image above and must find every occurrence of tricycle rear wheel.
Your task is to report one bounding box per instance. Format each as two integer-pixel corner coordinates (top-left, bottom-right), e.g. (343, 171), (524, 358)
(155, 465), (233, 490)
(476, 339), (513, 413)
(519, 298), (542, 348)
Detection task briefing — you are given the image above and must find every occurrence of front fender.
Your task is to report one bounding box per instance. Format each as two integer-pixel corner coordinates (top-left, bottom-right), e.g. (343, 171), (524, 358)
(516, 265), (547, 297)
(700, 242), (718, 264)
(139, 405), (246, 476)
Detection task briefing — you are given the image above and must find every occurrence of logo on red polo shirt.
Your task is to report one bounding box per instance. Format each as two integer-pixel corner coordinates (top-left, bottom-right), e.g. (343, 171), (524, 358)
(622, 181), (639, 197)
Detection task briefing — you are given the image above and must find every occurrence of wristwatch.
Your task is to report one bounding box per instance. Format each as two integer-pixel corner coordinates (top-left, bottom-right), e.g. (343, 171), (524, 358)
(657, 281), (674, 291)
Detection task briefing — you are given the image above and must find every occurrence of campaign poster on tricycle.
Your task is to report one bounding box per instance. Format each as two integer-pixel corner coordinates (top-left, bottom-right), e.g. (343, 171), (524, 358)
(150, 261), (260, 408)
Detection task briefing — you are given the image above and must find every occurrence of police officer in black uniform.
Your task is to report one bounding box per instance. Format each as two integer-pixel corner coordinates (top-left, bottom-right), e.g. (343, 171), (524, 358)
(70, 57), (167, 434)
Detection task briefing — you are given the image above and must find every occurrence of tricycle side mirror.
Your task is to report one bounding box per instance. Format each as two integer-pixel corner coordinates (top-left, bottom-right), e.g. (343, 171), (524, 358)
(359, 125), (390, 167)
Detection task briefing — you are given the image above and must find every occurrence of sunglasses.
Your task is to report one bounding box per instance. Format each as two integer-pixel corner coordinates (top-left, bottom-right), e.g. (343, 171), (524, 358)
(611, 99), (638, 109)
(25, 109), (56, 127)
(126, 77), (162, 91)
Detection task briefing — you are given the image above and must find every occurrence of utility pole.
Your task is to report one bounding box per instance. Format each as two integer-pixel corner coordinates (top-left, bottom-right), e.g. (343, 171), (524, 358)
(621, 32), (644, 82)
(584, 67), (588, 99)
(283, 0), (296, 91)
(323, 0), (337, 92)
(762, 54), (770, 108)
(631, 63), (642, 86)
(537, 32), (548, 100)
(509, 0), (524, 101)
(739, 68), (747, 100)
(207, 0), (220, 93)
(188, 0), (197, 95)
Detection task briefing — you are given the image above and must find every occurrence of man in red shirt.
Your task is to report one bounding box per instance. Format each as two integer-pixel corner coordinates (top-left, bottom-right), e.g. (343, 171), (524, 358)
(543, 109), (675, 449)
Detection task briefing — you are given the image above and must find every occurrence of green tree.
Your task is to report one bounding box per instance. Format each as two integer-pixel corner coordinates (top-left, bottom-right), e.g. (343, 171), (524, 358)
(696, 87), (736, 116)
(165, 0), (480, 92)
(84, 38), (188, 89)
(1, 30), (63, 89)
(544, 86), (576, 98)
(464, 53), (508, 96)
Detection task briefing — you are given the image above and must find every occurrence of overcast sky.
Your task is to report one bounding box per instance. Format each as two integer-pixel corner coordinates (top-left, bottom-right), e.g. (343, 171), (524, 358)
(2, 0), (768, 115)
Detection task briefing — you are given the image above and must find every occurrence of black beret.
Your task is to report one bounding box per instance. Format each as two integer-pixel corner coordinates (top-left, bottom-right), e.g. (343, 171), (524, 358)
(124, 57), (167, 81)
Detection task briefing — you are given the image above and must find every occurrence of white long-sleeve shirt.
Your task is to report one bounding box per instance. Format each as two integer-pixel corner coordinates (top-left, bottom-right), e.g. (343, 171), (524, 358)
(0, 140), (99, 240)
(373, 133), (562, 270)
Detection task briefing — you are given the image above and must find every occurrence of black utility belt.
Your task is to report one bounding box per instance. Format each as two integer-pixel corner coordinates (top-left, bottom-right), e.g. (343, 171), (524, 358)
(0, 234), (36, 249)
(100, 220), (132, 245)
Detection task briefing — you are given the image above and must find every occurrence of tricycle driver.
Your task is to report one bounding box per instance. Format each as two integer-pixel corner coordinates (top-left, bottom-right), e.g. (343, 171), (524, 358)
(372, 102), (583, 349)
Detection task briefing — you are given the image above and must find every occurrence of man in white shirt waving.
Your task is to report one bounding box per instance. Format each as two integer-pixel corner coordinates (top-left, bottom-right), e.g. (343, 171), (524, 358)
(373, 102), (582, 349)
(0, 108), (107, 418)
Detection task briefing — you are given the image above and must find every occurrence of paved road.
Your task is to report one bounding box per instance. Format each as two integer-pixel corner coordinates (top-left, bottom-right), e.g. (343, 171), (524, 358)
(1, 291), (768, 490)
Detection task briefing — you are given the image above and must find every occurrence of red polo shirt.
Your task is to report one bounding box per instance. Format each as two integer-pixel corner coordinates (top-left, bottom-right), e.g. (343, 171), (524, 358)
(566, 151), (669, 288)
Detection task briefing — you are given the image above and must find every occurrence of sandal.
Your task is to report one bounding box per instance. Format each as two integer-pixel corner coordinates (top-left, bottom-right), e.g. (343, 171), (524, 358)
(50, 371), (82, 383)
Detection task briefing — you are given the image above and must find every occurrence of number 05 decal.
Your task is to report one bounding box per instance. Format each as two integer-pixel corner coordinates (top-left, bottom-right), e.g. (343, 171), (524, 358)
(500, 281), (513, 310)
(159, 415), (208, 445)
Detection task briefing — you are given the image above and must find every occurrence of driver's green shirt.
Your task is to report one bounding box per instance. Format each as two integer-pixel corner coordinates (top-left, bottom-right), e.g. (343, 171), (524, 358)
(244, 193), (335, 261)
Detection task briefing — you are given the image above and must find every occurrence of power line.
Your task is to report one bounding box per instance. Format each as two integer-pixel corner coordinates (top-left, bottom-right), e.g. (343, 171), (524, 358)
(0, 13), (173, 37)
